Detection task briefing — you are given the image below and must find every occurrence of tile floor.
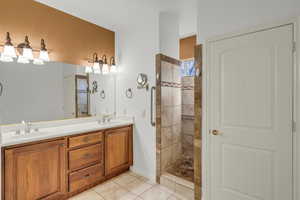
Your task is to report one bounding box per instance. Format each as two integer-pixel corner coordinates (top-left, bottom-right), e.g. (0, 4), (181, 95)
(69, 171), (194, 200)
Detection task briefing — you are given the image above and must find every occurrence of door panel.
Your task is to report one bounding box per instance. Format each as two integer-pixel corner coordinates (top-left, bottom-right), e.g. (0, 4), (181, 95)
(5, 139), (66, 200)
(105, 127), (130, 175)
(209, 25), (293, 200)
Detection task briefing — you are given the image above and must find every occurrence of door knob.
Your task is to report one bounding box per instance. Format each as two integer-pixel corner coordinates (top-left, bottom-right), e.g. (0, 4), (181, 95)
(210, 129), (222, 136)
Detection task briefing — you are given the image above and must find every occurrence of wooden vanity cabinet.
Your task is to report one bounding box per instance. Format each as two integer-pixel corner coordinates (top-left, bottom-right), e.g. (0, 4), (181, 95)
(4, 139), (67, 200)
(2, 125), (133, 200)
(104, 126), (133, 176)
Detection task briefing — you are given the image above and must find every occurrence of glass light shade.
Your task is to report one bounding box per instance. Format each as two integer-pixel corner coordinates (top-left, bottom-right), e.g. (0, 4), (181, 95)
(3, 45), (17, 58)
(39, 50), (50, 62)
(0, 53), (13, 62)
(33, 58), (44, 65)
(110, 64), (117, 73)
(17, 56), (30, 64)
(93, 62), (101, 74)
(102, 64), (109, 75)
(22, 48), (34, 60)
(85, 66), (93, 73)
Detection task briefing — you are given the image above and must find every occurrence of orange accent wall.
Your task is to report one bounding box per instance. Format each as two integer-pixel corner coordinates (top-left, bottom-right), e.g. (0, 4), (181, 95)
(0, 0), (115, 66)
(180, 35), (197, 60)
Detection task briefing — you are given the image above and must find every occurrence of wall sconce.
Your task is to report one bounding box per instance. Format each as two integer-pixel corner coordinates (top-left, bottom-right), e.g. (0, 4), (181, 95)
(86, 53), (117, 75)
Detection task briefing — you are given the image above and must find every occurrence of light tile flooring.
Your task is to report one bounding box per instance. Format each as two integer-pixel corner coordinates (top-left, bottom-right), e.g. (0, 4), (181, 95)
(69, 171), (193, 200)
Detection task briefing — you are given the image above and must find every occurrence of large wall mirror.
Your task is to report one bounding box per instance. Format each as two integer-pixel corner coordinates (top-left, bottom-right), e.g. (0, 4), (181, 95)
(0, 61), (116, 125)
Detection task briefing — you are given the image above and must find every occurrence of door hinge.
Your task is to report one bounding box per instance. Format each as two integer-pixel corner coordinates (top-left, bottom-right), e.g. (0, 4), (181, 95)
(293, 121), (296, 132)
(293, 41), (296, 53)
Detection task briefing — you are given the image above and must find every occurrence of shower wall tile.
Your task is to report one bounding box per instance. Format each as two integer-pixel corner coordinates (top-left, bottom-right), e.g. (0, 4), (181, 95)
(181, 76), (195, 161)
(182, 90), (194, 105)
(173, 88), (182, 106)
(173, 124), (181, 143)
(172, 142), (182, 163)
(182, 76), (194, 86)
(161, 106), (173, 127)
(183, 135), (194, 157)
(173, 106), (182, 125)
(173, 66), (181, 84)
(182, 118), (194, 136)
(161, 146), (173, 171)
(162, 127), (173, 149)
(182, 104), (194, 116)
(161, 61), (173, 82)
(162, 87), (173, 106)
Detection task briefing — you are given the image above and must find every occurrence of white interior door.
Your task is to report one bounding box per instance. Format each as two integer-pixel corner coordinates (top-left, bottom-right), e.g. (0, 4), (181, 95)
(208, 24), (294, 200)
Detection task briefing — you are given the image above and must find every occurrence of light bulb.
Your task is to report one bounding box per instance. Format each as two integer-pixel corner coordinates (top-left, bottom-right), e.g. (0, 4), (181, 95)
(0, 53), (13, 62)
(93, 62), (101, 74)
(17, 56), (30, 64)
(3, 45), (17, 58)
(85, 66), (93, 73)
(110, 64), (117, 73)
(22, 48), (33, 60)
(102, 64), (109, 75)
(39, 50), (50, 62)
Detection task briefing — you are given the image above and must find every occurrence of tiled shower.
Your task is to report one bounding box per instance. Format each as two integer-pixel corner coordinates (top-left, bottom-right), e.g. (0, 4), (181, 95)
(159, 58), (195, 199)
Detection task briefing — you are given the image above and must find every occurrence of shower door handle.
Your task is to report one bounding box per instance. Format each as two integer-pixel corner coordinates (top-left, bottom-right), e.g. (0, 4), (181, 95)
(151, 86), (156, 126)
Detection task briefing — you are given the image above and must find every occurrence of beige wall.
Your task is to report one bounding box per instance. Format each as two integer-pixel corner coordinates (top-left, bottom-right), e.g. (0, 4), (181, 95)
(0, 0), (115, 66)
(180, 35), (196, 60)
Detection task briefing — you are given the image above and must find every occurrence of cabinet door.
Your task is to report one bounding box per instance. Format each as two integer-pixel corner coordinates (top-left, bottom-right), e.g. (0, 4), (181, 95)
(5, 139), (67, 200)
(105, 126), (133, 175)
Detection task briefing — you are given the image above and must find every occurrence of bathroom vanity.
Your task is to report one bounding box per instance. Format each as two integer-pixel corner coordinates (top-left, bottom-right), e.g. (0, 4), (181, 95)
(1, 121), (133, 200)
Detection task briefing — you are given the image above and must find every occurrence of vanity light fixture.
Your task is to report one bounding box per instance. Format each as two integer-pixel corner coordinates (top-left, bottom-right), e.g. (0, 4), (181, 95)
(101, 55), (109, 75)
(39, 39), (50, 62)
(2, 32), (17, 59)
(110, 56), (117, 73)
(92, 53), (101, 74)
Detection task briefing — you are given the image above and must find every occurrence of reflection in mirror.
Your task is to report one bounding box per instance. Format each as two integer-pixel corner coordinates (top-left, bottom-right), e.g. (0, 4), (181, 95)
(75, 75), (89, 118)
(0, 61), (116, 125)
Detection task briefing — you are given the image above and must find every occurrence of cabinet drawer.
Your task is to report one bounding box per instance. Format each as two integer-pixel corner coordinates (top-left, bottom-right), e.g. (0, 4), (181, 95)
(69, 144), (103, 171)
(69, 164), (104, 192)
(69, 132), (103, 148)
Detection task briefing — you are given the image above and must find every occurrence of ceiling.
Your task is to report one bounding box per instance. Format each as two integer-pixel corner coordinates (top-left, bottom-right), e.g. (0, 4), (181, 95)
(36, 0), (197, 37)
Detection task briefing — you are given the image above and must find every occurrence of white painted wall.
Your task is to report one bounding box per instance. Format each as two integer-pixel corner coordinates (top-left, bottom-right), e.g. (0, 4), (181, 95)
(178, 0), (197, 37)
(197, 0), (300, 43)
(115, 11), (159, 181)
(159, 12), (180, 59)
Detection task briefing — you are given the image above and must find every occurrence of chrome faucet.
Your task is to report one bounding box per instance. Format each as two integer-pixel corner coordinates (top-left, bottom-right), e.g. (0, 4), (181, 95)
(102, 114), (114, 123)
(22, 121), (32, 134)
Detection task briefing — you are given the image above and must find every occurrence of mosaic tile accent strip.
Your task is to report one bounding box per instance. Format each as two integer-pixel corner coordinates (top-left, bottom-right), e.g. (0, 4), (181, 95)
(161, 81), (182, 88)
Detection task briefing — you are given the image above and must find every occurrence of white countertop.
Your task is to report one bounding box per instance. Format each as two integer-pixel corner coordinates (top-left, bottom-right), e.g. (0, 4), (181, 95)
(1, 119), (133, 147)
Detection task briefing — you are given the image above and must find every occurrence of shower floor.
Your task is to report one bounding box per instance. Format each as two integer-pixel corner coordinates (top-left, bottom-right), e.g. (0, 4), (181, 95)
(167, 156), (194, 182)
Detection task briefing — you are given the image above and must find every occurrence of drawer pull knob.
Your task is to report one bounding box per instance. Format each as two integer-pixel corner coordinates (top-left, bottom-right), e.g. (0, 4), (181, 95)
(83, 137), (90, 142)
(83, 153), (90, 158)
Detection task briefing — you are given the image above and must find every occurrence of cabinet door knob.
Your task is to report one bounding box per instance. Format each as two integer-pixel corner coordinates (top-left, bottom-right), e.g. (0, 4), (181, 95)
(210, 129), (222, 136)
